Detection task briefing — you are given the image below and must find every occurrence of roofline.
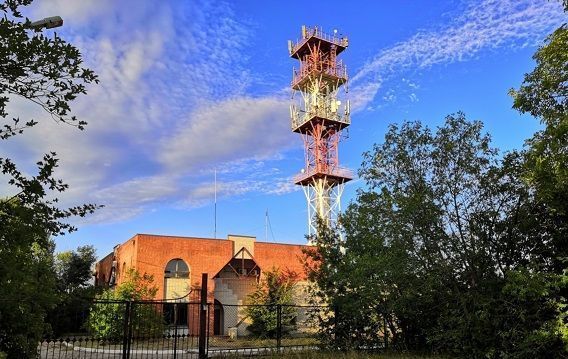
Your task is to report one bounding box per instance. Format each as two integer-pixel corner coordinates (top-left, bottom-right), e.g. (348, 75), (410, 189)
(255, 240), (310, 248)
(134, 233), (227, 242)
(98, 234), (309, 263)
(136, 233), (306, 247)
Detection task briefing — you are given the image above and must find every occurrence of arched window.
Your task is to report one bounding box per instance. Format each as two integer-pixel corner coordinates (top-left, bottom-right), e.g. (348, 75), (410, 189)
(164, 259), (189, 278)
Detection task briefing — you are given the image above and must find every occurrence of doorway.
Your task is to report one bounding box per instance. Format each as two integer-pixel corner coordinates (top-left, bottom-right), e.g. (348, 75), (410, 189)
(213, 300), (224, 335)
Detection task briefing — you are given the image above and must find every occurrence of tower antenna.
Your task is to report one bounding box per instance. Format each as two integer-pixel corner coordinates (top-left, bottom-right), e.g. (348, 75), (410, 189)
(265, 209), (276, 242)
(214, 169), (217, 239)
(288, 26), (352, 243)
(265, 209), (268, 242)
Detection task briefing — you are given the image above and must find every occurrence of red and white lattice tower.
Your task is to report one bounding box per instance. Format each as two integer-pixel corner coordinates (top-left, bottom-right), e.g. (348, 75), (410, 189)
(288, 26), (353, 239)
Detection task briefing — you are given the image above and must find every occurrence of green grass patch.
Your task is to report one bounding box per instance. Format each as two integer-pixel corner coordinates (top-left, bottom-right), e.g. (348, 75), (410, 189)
(254, 351), (450, 359)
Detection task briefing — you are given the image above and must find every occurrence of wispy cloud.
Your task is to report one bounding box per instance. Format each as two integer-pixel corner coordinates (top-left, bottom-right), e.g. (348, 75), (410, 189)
(350, 0), (565, 111)
(3, 0), (564, 225)
(159, 96), (293, 173)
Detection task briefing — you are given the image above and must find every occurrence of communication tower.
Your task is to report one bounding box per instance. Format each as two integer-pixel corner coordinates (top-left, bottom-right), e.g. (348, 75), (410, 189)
(288, 26), (353, 239)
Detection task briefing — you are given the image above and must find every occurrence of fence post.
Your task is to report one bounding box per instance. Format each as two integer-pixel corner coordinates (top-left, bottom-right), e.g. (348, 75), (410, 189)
(333, 305), (339, 341)
(276, 304), (282, 352)
(122, 301), (132, 359)
(384, 313), (388, 351)
(198, 273), (208, 359)
(173, 303), (178, 359)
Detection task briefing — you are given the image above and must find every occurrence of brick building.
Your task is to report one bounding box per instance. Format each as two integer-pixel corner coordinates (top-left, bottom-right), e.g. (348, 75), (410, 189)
(95, 234), (309, 335)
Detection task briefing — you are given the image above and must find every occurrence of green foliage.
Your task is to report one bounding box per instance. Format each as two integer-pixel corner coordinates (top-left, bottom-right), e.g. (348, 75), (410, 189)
(245, 268), (299, 338)
(0, 1), (98, 357)
(45, 246), (98, 336)
(0, 216), (58, 358)
(0, 0), (98, 139)
(509, 7), (568, 272)
(55, 245), (97, 293)
(510, 24), (567, 121)
(85, 290), (125, 342)
(305, 114), (566, 358)
(86, 269), (164, 342)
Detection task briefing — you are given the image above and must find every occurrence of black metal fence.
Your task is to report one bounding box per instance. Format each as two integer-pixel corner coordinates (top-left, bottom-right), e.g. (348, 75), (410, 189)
(207, 304), (325, 356)
(35, 300), (327, 359)
(40, 300), (203, 359)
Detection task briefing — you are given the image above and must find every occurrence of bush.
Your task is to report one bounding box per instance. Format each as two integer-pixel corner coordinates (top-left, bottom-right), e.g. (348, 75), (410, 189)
(245, 268), (298, 338)
(86, 269), (165, 342)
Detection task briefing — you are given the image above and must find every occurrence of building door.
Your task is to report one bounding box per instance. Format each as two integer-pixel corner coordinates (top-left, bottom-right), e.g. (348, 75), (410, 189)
(213, 300), (224, 335)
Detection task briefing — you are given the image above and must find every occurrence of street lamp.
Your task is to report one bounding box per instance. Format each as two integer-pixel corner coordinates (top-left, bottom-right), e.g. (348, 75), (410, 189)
(30, 16), (63, 30)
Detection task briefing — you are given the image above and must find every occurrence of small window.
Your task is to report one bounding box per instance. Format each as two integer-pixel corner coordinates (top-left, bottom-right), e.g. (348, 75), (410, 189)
(165, 259), (189, 278)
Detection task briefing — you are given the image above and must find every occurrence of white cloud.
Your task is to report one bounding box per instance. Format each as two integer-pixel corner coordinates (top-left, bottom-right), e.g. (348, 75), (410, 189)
(350, 0), (565, 110)
(160, 96), (294, 173)
(3, 0), (564, 225)
(30, 0), (114, 24)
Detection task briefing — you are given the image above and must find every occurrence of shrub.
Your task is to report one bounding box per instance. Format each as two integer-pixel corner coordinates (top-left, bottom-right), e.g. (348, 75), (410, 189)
(86, 269), (165, 342)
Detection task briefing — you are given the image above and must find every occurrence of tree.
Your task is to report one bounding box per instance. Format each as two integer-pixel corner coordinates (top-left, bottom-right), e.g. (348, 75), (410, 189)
(0, 201), (58, 358)
(45, 246), (98, 336)
(55, 245), (97, 294)
(0, 1), (98, 357)
(86, 269), (164, 342)
(245, 268), (298, 338)
(305, 114), (566, 357)
(509, 3), (568, 273)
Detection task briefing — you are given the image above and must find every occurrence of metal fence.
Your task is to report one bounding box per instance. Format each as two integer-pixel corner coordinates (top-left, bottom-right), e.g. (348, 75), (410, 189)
(207, 304), (326, 356)
(33, 300), (327, 359)
(39, 300), (203, 359)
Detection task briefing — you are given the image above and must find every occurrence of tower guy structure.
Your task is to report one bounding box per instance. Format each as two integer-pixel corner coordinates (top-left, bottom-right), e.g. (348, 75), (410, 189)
(288, 26), (352, 238)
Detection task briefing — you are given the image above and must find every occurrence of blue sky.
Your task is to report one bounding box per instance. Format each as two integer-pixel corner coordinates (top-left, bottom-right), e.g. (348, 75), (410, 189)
(4, 0), (565, 258)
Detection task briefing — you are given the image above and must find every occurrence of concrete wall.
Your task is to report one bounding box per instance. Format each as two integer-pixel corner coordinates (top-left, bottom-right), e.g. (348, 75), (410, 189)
(214, 277), (257, 335)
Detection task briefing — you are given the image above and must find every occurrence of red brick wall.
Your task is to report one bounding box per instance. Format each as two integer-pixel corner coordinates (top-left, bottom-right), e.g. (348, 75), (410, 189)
(95, 252), (114, 287)
(254, 241), (309, 280)
(134, 234), (233, 300)
(115, 236), (137, 284)
(95, 234), (311, 300)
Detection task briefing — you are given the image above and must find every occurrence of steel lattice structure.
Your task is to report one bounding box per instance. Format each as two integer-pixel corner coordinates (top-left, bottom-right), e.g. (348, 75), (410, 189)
(288, 26), (353, 239)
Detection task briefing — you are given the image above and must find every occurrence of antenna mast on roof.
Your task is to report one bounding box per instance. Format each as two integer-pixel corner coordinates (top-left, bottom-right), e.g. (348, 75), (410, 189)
(265, 209), (276, 242)
(214, 169), (217, 239)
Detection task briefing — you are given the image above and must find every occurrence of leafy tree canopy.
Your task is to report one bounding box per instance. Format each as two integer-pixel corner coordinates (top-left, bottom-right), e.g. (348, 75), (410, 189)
(509, 2), (567, 269)
(0, 1), (98, 357)
(305, 114), (566, 357)
(55, 245), (97, 294)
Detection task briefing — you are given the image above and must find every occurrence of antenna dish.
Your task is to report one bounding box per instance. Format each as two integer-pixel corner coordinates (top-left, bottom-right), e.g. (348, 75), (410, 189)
(333, 29), (338, 34)
(301, 168), (305, 173)
(336, 100), (341, 106)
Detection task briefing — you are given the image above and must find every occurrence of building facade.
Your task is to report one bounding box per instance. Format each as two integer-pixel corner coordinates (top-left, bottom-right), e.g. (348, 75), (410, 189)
(95, 234), (310, 336)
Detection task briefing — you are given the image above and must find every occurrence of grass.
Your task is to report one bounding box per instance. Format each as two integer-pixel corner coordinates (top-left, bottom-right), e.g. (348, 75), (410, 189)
(49, 335), (318, 350)
(210, 336), (319, 349)
(253, 352), (449, 359)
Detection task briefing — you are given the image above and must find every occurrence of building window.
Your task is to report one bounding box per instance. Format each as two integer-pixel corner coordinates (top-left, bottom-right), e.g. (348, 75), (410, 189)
(165, 259), (189, 278)
(164, 259), (191, 325)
